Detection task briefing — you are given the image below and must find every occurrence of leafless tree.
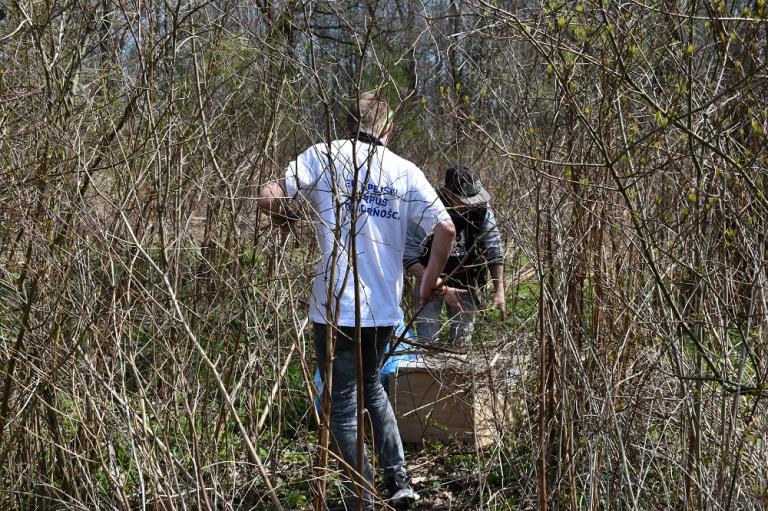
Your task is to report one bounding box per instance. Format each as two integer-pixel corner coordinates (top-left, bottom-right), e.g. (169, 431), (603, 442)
(0, 0), (766, 509)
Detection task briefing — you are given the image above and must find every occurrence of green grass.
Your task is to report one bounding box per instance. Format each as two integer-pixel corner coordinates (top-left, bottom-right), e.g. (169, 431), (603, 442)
(470, 278), (539, 346)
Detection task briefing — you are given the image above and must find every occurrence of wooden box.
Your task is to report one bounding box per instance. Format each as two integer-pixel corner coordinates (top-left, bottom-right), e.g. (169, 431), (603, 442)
(388, 355), (524, 448)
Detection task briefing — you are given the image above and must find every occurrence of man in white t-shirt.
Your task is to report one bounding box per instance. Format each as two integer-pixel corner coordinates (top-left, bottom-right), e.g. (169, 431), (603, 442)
(258, 91), (455, 509)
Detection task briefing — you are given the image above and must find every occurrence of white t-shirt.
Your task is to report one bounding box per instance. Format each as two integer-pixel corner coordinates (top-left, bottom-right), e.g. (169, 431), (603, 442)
(284, 138), (450, 327)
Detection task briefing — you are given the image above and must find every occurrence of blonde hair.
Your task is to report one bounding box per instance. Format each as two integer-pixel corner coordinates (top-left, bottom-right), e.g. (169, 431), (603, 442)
(350, 90), (392, 137)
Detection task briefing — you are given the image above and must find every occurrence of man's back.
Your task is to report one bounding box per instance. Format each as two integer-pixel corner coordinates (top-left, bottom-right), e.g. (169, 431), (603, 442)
(257, 90), (456, 508)
(285, 138), (449, 327)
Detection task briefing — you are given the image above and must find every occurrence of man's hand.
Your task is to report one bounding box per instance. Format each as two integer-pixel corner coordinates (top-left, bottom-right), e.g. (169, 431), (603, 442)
(491, 290), (506, 321)
(489, 264), (506, 321)
(411, 262), (467, 308)
(443, 286), (468, 310)
(419, 267), (441, 305)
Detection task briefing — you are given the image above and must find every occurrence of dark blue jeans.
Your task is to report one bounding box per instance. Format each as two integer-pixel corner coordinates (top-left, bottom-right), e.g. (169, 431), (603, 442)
(313, 322), (406, 500)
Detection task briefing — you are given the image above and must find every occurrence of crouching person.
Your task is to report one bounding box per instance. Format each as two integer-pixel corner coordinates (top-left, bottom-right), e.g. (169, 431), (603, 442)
(405, 165), (505, 348)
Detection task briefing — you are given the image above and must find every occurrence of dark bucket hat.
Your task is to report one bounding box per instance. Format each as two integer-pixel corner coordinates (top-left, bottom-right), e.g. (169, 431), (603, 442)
(443, 165), (491, 207)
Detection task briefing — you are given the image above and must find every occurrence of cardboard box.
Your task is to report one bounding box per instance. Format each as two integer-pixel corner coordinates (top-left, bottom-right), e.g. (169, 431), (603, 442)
(388, 354), (524, 448)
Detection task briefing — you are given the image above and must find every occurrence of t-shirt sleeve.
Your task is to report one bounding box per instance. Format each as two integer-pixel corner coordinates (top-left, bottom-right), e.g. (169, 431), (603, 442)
(284, 146), (319, 199)
(403, 219), (429, 268)
(406, 167), (450, 233)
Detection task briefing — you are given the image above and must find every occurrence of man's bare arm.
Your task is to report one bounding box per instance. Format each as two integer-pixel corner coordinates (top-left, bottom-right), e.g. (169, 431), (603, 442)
(257, 178), (295, 224)
(406, 259), (468, 309)
(419, 219), (455, 305)
(489, 263), (506, 321)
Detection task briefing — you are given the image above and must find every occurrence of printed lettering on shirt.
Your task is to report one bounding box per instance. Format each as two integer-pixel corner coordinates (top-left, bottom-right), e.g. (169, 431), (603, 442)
(342, 178), (401, 220)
